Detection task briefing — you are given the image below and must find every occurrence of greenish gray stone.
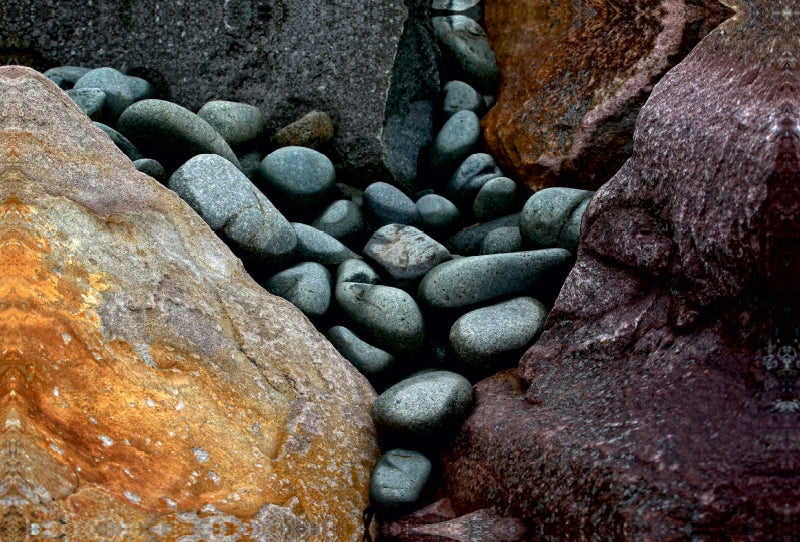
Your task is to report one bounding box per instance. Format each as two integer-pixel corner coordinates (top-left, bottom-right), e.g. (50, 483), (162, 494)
(433, 15), (498, 93)
(520, 187), (594, 252)
(266, 262), (332, 319)
(327, 326), (396, 379)
(197, 100), (267, 147)
(369, 449), (432, 508)
(66, 88), (106, 121)
(292, 223), (358, 265)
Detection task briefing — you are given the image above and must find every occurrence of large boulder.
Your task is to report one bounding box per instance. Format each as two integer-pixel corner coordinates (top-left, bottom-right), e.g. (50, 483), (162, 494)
(0, 66), (378, 541)
(440, 1), (800, 538)
(1, 0), (439, 187)
(481, 0), (733, 191)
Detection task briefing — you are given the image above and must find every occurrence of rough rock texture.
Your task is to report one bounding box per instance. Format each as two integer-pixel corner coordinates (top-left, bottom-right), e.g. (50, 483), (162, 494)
(0, 66), (378, 541)
(439, 1), (800, 538)
(481, 0), (733, 191)
(0, 0), (439, 185)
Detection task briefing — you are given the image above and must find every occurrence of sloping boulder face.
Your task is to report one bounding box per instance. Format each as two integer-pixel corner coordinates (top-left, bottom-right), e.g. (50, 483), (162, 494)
(0, 66), (379, 541)
(481, 0), (734, 192)
(441, 1), (800, 538)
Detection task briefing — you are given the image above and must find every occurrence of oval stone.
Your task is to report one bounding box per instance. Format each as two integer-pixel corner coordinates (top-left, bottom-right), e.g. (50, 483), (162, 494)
(257, 146), (336, 217)
(520, 187), (594, 252)
(363, 224), (452, 288)
(369, 449), (432, 508)
(197, 100), (267, 147)
(266, 262), (332, 318)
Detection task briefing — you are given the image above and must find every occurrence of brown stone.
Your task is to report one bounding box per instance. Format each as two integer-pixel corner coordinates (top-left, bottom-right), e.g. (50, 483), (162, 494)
(439, 1), (800, 538)
(0, 66), (378, 540)
(481, 0), (733, 191)
(272, 110), (335, 151)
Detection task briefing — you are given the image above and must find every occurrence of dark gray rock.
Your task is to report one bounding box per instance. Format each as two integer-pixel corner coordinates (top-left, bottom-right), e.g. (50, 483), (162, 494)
(473, 176), (520, 221)
(449, 296), (548, 373)
(382, 99), (435, 193)
(167, 154), (296, 264)
(133, 158), (166, 184)
(66, 88), (106, 121)
(363, 182), (421, 228)
(237, 149), (264, 180)
(43, 66), (90, 88)
(292, 222), (358, 265)
(257, 146), (336, 218)
(265, 262), (332, 319)
(446, 213), (520, 255)
(479, 226), (522, 255)
(520, 188), (594, 252)
(363, 224), (451, 288)
(311, 199), (365, 242)
(117, 99), (241, 171)
(335, 282), (425, 357)
(336, 258), (381, 287)
(327, 325), (397, 380)
(416, 193), (461, 235)
(432, 15), (498, 93)
(197, 100), (267, 147)
(444, 152), (502, 208)
(442, 80), (484, 117)
(369, 449), (432, 508)
(74, 67), (134, 122)
(430, 110), (481, 175)
(418, 249), (574, 311)
(93, 122), (142, 161)
(370, 370), (472, 439)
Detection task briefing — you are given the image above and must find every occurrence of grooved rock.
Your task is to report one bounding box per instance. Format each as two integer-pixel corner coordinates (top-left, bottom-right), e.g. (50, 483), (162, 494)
(0, 66), (378, 541)
(481, 0), (734, 191)
(439, 2), (800, 538)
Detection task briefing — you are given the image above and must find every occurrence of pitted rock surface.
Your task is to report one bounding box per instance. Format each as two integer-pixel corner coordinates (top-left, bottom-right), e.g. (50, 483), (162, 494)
(0, 66), (378, 541)
(440, 1), (800, 538)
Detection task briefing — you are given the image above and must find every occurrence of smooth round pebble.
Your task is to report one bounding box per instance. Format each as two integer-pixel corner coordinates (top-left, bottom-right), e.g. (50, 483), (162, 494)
(44, 66), (90, 88)
(94, 122), (142, 161)
(257, 146), (336, 217)
(430, 110), (481, 174)
(416, 193), (461, 235)
(520, 187), (594, 252)
(432, 15), (499, 93)
(327, 326), (396, 380)
(265, 262), (332, 319)
(272, 110), (334, 150)
(446, 213), (520, 255)
(370, 370), (473, 438)
(167, 154), (296, 264)
(449, 296), (548, 372)
(133, 158), (166, 183)
(292, 223), (357, 265)
(197, 100), (267, 147)
(363, 224), (451, 288)
(74, 67), (134, 121)
(363, 182), (421, 228)
(445, 152), (502, 207)
(336, 259), (381, 287)
(336, 282), (425, 357)
(369, 449), (432, 508)
(124, 75), (156, 101)
(66, 88), (106, 121)
(479, 226), (522, 255)
(311, 199), (365, 242)
(473, 176), (520, 221)
(442, 80), (484, 117)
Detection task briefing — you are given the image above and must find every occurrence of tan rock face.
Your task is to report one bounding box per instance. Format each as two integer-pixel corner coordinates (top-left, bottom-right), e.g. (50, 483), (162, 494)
(0, 66), (378, 541)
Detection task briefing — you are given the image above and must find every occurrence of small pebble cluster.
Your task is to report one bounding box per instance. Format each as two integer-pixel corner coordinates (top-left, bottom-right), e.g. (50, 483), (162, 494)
(44, 0), (594, 519)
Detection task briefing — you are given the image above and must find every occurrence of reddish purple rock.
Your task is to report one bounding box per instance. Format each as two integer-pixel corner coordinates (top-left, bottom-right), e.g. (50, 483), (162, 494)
(439, 1), (800, 538)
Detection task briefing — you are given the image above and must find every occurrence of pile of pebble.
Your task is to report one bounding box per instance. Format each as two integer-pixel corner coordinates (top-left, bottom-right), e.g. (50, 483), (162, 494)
(43, 0), (594, 521)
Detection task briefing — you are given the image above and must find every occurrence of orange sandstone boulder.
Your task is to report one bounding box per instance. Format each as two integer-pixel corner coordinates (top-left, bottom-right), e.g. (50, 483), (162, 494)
(0, 65), (379, 541)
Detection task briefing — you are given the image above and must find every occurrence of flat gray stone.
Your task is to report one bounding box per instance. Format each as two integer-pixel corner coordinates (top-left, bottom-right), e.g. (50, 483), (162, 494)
(363, 224), (451, 288)
(449, 296), (548, 372)
(117, 99), (241, 171)
(327, 326), (396, 380)
(479, 226), (522, 255)
(292, 222), (358, 265)
(363, 182), (421, 228)
(257, 146), (336, 218)
(197, 100), (267, 147)
(416, 193), (461, 236)
(66, 88), (106, 121)
(418, 249), (574, 311)
(74, 67), (134, 122)
(520, 188), (594, 252)
(311, 199), (365, 243)
(432, 15), (498, 93)
(430, 109), (481, 175)
(382, 99), (435, 193)
(370, 370), (472, 439)
(445, 152), (503, 208)
(442, 80), (484, 117)
(167, 154), (296, 264)
(446, 213), (520, 255)
(335, 282), (425, 357)
(369, 449), (432, 508)
(265, 262), (332, 319)
(133, 158), (166, 184)
(93, 122), (142, 161)
(336, 258), (381, 287)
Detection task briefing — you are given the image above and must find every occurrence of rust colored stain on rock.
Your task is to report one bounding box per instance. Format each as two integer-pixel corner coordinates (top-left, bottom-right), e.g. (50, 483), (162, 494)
(441, 0), (800, 538)
(482, 0), (734, 191)
(0, 66), (378, 540)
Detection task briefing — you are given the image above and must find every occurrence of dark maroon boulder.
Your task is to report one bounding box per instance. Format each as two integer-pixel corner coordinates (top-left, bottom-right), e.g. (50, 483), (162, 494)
(439, 1), (800, 539)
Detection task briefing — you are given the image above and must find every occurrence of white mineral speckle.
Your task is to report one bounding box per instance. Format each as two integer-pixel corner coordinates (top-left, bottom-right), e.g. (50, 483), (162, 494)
(62, 332), (71, 344)
(99, 435), (113, 447)
(192, 446), (210, 463)
(208, 471), (220, 484)
(146, 398), (156, 407)
(176, 401), (184, 411)
(53, 386), (58, 397)
(49, 444), (64, 455)
(124, 491), (142, 504)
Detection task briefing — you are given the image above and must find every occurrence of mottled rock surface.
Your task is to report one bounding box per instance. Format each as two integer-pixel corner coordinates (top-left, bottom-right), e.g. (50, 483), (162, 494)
(439, 2), (800, 538)
(482, 0), (733, 191)
(0, 66), (378, 541)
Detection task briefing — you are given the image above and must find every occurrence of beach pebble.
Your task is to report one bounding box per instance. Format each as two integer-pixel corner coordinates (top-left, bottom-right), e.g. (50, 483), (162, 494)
(44, 66), (90, 88)
(265, 262), (332, 319)
(336, 259), (381, 287)
(473, 176), (520, 221)
(432, 15), (498, 93)
(292, 222), (357, 265)
(363, 182), (421, 228)
(311, 199), (365, 242)
(133, 158), (166, 183)
(369, 449), (432, 508)
(125, 75), (156, 102)
(430, 110), (481, 175)
(257, 146), (336, 218)
(197, 100), (267, 147)
(363, 224), (451, 288)
(479, 226), (522, 255)
(446, 213), (520, 255)
(94, 122), (142, 161)
(442, 80), (485, 117)
(445, 152), (502, 208)
(66, 88), (106, 121)
(416, 193), (461, 236)
(520, 187), (594, 252)
(74, 67), (134, 122)
(327, 326), (397, 381)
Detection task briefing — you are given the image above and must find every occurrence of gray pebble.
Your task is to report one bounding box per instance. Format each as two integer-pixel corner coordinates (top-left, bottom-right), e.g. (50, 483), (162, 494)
(133, 158), (166, 183)
(66, 88), (106, 121)
(370, 370), (472, 438)
(363, 182), (421, 228)
(74, 67), (134, 122)
(418, 248), (574, 311)
(416, 193), (461, 235)
(117, 99), (241, 171)
(292, 223), (357, 265)
(257, 146), (336, 218)
(44, 66), (91, 88)
(446, 213), (520, 255)
(327, 326), (396, 379)
(473, 176), (520, 221)
(479, 226), (522, 255)
(237, 149), (264, 180)
(433, 16), (499, 93)
(335, 282), (425, 357)
(336, 258), (381, 286)
(445, 152), (502, 208)
(311, 199), (365, 242)
(125, 75), (156, 102)
(369, 449), (431, 508)
(442, 80), (485, 118)
(363, 224), (452, 288)
(197, 100), (267, 147)
(266, 262), (332, 319)
(93, 122), (142, 161)
(167, 154), (296, 264)
(520, 187), (594, 253)
(430, 110), (481, 175)
(449, 296), (548, 372)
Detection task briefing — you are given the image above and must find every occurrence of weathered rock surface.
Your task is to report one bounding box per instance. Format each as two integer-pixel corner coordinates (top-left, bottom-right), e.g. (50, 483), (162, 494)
(439, 2), (800, 538)
(0, 66), (378, 541)
(481, 0), (734, 191)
